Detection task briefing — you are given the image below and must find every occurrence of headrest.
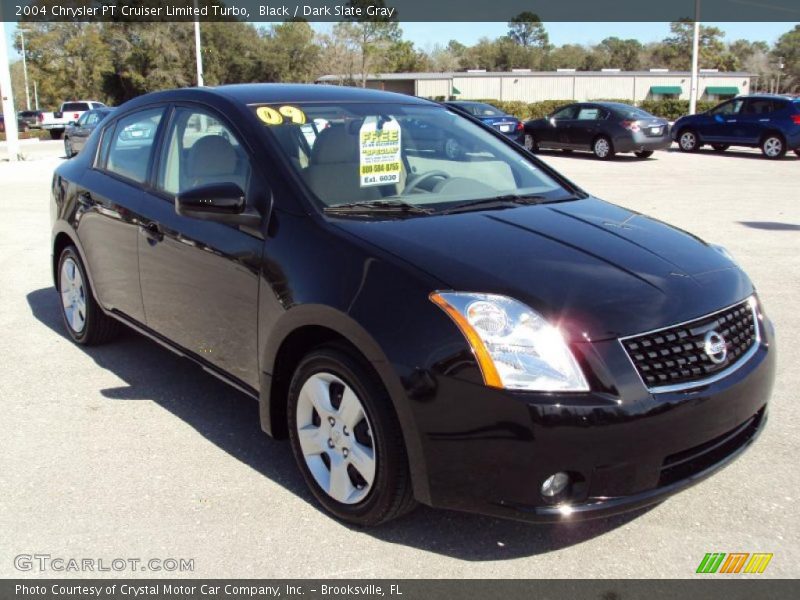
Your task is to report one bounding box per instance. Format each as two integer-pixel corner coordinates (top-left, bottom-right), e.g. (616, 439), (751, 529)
(311, 125), (359, 165)
(187, 135), (237, 176)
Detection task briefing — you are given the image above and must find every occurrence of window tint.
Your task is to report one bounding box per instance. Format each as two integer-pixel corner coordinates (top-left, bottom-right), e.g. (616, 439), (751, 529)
(157, 108), (251, 196)
(105, 108), (163, 184)
(710, 100), (744, 116)
(62, 102), (90, 112)
(552, 106), (577, 120)
(744, 99), (776, 115)
(76, 112), (91, 126)
(85, 112), (101, 126)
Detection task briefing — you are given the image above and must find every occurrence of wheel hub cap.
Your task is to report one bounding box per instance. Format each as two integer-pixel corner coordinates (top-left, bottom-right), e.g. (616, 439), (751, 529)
(60, 258), (86, 333)
(296, 372), (376, 505)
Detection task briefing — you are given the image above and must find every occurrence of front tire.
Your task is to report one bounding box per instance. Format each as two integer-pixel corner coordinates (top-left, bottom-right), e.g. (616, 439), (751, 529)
(57, 246), (120, 345)
(678, 129), (699, 152)
(287, 345), (416, 526)
(524, 133), (538, 153)
(592, 136), (615, 160)
(634, 150), (654, 159)
(761, 134), (786, 159)
(64, 138), (74, 158)
(442, 137), (463, 160)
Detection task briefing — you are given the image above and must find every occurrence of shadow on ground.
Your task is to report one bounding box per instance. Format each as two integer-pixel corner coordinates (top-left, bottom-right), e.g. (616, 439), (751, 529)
(738, 221), (800, 231)
(27, 286), (651, 561)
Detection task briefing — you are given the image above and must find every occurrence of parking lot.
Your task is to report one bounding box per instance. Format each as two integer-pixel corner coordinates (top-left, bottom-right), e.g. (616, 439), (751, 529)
(1, 139), (798, 578)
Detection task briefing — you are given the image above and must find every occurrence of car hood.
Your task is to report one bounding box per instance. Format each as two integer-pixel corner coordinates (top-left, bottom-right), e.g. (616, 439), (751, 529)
(332, 197), (753, 342)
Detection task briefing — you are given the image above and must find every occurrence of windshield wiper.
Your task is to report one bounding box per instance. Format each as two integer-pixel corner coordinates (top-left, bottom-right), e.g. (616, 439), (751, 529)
(437, 194), (554, 215)
(323, 199), (433, 216)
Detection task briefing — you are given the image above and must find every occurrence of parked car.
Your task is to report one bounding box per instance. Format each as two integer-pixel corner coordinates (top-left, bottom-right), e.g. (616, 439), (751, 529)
(0, 113), (29, 133)
(51, 84), (774, 526)
(39, 100), (106, 139)
(523, 102), (671, 159)
(673, 94), (800, 159)
(444, 101), (524, 145)
(18, 110), (42, 129)
(64, 108), (115, 158)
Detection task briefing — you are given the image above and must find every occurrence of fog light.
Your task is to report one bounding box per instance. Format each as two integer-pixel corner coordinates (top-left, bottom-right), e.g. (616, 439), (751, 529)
(541, 472), (570, 498)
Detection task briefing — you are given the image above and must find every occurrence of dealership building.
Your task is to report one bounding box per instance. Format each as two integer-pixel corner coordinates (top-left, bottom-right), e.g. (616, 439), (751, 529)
(317, 70), (755, 103)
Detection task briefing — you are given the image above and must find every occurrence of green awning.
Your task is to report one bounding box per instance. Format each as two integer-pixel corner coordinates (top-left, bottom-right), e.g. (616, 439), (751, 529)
(650, 86), (682, 95)
(705, 86), (739, 95)
(452, 86), (461, 95)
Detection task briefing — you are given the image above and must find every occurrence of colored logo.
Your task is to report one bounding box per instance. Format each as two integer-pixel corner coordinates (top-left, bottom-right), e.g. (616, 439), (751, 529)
(696, 552), (773, 574)
(704, 330), (728, 364)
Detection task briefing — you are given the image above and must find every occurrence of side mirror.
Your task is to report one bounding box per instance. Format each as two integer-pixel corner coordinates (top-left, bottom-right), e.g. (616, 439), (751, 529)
(175, 182), (262, 228)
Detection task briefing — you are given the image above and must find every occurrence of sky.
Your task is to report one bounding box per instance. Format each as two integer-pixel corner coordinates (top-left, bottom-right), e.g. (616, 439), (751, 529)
(4, 21), (798, 61)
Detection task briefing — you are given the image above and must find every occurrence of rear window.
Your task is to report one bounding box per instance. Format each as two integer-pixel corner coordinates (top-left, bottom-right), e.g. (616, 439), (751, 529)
(62, 102), (90, 112)
(613, 106), (654, 119)
(462, 103), (505, 117)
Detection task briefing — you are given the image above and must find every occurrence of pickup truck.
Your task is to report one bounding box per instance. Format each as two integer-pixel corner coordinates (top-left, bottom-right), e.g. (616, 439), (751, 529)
(38, 101), (106, 139)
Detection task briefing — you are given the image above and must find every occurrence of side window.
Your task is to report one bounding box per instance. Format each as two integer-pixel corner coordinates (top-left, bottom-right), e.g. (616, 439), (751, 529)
(576, 107), (601, 120)
(95, 125), (114, 168)
(744, 99), (773, 115)
(76, 112), (90, 126)
(85, 112), (100, 126)
(552, 106), (577, 120)
(105, 108), (164, 185)
(157, 108), (251, 197)
(710, 100), (743, 116)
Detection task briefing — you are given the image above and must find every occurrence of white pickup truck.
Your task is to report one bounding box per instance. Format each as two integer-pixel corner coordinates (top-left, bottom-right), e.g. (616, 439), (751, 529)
(38, 100), (106, 139)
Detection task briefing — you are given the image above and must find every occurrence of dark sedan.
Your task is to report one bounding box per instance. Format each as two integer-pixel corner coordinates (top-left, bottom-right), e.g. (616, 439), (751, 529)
(445, 100), (524, 144)
(0, 113), (29, 133)
(18, 110), (42, 129)
(673, 95), (800, 159)
(51, 84), (774, 526)
(524, 102), (671, 159)
(64, 107), (114, 158)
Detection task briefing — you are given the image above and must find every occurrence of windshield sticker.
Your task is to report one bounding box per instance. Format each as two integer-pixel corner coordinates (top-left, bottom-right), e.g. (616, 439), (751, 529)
(359, 118), (401, 188)
(256, 105), (307, 126)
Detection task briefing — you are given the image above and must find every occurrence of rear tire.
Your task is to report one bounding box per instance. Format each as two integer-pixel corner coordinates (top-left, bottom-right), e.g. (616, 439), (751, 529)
(592, 136), (615, 160)
(49, 129), (64, 140)
(677, 129), (699, 152)
(524, 134), (538, 153)
(287, 344), (416, 526)
(57, 246), (121, 345)
(760, 134), (786, 159)
(634, 150), (654, 159)
(712, 144), (729, 152)
(442, 137), (463, 160)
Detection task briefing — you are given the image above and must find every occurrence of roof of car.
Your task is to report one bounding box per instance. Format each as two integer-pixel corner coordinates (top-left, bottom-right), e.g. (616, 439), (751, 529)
(199, 84), (435, 105)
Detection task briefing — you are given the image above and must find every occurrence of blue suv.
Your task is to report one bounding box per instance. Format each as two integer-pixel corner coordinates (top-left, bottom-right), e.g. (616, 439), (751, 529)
(673, 94), (800, 159)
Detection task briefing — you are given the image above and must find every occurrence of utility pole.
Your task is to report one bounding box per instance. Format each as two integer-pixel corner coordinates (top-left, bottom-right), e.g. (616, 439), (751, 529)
(33, 80), (39, 110)
(689, 0), (701, 115)
(776, 56), (784, 94)
(0, 20), (21, 161)
(17, 29), (31, 111)
(193, 0), (204, 87)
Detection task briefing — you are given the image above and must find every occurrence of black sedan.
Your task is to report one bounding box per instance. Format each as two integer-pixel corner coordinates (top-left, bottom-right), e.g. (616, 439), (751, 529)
(0, 113), (29, 133)
(524, 102), (671, 159)
(51, 84), (774, 526)
(445, 100), (524, 144)
(64, 107), (114, 158)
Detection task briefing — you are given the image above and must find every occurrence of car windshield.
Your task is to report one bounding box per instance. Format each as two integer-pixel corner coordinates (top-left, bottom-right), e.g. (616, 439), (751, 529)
(252, 102), (571, 212)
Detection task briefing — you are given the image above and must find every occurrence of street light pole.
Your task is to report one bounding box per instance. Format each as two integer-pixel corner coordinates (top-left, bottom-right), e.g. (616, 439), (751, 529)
(689, 0), (701, 115)
(17, 29), (31, 111)
(193, 0), (204, 87)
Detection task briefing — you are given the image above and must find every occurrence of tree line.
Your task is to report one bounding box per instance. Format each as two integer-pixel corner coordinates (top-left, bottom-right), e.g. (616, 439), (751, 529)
(7, 17), (800, 111)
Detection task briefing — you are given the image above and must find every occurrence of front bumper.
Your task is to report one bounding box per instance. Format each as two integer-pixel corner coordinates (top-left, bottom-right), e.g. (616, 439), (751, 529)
(415, 315), (775, 523)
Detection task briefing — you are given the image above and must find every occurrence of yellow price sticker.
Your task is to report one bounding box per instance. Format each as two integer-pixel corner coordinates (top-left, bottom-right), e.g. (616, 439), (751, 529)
(256, 105), (307, 126)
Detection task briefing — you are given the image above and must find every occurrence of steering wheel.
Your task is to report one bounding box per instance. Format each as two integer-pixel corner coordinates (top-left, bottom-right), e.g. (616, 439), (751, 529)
(402, 170), (450, 195)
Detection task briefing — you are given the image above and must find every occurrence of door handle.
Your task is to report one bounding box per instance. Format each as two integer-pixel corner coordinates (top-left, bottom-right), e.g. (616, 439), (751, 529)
(139, 222), (163, 244)
(726, 119), (737, 123)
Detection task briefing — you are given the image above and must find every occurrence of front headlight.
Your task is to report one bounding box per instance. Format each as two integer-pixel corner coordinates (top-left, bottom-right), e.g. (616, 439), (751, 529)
(430, 292), (589, 392)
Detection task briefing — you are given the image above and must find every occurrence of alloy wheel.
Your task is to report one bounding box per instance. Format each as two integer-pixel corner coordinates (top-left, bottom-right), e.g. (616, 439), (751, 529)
(762, 136), (783, 158)
(60, 257), (87, 333)
(594, 137), (611, 158)
(679, 131), (697, 152)
(524, 134), (535, 151)
(444, 138), (461, 160)
(295, 372), (376, 505)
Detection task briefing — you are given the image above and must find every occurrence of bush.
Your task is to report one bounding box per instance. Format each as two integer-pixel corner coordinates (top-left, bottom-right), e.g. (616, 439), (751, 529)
(0, 129), (50, 142)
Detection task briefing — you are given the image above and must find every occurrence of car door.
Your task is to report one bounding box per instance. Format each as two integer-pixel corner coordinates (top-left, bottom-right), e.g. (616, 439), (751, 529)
(739, 98), (779, 144)
(570, 105), (605, 149)
(703, 99), (744, 143)
(74, 106), (168, 324)
(539, 105), (577, 148)
(136, 104), (266, 391)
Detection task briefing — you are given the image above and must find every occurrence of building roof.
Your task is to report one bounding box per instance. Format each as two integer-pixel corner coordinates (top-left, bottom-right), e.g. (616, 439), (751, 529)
(318, 70), (755, 82)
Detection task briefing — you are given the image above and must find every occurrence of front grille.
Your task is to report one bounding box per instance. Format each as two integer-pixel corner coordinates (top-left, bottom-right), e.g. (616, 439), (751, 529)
(622, 298), (758, 390)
